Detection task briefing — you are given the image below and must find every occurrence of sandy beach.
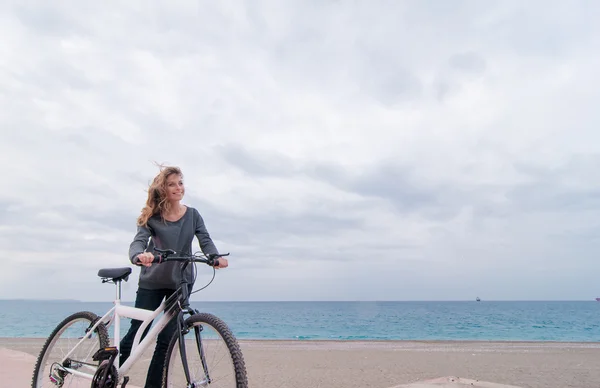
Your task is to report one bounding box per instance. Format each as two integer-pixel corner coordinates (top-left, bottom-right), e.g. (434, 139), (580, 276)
(4, 338), (600, 387)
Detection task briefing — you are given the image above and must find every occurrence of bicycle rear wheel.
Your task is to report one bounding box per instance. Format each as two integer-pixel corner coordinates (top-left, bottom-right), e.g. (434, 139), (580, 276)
(31, 311), (109, 388)
(162, 312), (248, 388)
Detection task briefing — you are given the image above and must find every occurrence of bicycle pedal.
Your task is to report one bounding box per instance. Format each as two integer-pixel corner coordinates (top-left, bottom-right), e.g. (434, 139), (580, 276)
(92, 346), (119, 361)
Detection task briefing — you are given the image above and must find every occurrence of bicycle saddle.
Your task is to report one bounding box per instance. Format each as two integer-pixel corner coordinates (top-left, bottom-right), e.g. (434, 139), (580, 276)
(98, 267), (132, 282)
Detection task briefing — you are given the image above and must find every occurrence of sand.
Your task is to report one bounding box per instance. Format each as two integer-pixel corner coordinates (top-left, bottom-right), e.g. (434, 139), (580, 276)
(3, 338), (600, 388)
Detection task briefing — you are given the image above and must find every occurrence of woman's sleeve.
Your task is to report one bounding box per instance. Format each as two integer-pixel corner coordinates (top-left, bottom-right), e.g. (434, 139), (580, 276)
(128, 224), (152, 263)
(194, 209), (219, 256)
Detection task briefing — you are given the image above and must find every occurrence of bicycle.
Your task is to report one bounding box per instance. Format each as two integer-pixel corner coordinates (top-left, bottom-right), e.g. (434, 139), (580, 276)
(31, 248), (248, 387)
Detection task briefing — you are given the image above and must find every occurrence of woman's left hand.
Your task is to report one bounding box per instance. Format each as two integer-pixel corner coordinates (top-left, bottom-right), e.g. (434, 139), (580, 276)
(214, 257), (229, 269)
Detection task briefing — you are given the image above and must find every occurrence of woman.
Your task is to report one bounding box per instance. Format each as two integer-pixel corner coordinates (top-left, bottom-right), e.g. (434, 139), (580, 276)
(118, 165), (227, 388)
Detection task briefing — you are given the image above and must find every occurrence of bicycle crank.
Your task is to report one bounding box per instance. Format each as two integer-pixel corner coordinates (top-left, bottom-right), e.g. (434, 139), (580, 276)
(91, 347), (119, 388)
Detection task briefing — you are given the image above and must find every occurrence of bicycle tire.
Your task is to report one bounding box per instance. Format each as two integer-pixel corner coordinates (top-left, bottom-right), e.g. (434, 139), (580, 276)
(31, 310), (110, 388)
(162, 312), (248, 388)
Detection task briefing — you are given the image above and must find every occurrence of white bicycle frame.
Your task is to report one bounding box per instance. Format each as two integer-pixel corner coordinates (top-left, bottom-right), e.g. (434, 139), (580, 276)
(57, 276), (180, 384)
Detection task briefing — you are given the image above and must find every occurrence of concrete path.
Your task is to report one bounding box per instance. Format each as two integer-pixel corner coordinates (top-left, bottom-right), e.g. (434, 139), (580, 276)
(392, 376), (523, 387)
(1, 348), (38, 387)
(3, 347), (523, 388)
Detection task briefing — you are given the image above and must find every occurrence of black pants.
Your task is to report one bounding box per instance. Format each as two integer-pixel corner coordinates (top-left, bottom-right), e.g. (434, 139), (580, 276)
(119, 286), (190, 388)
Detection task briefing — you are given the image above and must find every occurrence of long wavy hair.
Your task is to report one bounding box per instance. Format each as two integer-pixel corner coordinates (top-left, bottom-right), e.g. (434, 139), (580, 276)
(137, 165), (183, 226)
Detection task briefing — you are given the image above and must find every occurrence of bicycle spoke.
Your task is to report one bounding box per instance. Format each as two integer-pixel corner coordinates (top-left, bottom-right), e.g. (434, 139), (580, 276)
(31, 312), (108, 388)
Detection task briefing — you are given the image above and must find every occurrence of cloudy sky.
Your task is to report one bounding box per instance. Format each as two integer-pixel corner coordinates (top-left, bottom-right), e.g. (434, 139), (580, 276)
(1, 1), (599, 302)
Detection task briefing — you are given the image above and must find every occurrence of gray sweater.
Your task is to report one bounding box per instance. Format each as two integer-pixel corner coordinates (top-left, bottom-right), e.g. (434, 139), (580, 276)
(128, 206), (219, 290)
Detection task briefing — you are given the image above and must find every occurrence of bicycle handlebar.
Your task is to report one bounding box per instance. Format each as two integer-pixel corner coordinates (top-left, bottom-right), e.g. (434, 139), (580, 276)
(134, 248), (230, 267)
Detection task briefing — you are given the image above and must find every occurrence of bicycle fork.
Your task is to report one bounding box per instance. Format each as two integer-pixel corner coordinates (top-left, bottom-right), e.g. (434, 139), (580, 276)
(175, 264), (212, 387)
(176, 310), (212, 387)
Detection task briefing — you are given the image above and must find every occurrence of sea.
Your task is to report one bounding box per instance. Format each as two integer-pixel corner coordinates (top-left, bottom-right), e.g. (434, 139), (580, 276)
(1, 300), (599, 342)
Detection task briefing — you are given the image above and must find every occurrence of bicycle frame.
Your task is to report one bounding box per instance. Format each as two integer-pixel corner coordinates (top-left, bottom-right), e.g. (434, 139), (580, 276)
(56, 276), (186, 383)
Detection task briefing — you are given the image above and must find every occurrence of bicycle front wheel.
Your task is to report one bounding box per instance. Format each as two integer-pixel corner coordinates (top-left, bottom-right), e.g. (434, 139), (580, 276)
(162, 312), (248, 388)
(31, 310), (109, 388)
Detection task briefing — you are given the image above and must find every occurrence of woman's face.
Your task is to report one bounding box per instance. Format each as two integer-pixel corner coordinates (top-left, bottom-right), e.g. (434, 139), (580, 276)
(165, 173), (184, 202)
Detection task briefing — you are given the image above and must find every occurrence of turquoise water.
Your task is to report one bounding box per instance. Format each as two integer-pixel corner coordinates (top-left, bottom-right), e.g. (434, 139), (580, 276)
(1, 300), (599, 342)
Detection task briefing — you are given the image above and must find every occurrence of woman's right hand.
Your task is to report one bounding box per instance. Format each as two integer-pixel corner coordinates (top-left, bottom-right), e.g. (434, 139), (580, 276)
(136, 252), (154, 267)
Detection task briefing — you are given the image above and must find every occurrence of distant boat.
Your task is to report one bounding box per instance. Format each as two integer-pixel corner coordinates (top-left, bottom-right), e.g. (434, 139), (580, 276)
(596, 298), (600, 302)
(476, 297), (481, 302)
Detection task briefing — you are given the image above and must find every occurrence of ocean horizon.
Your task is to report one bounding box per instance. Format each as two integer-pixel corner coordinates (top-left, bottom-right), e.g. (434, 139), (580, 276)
(2, 298), (597, 302)
(2, 300), (599, 342)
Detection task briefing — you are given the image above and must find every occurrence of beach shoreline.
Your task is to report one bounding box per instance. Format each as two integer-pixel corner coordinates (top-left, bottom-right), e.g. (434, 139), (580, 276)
(4, 337), (600, 387)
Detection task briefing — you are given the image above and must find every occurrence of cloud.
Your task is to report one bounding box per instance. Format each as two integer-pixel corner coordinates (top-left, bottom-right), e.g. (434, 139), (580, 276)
(448, 52), (487, 75)
(1, 0), (599, 302)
